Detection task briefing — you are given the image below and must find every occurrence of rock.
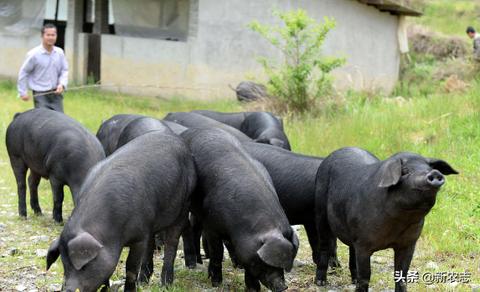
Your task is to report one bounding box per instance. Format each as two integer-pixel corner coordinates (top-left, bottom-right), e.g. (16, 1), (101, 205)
(9, 248), (20, 256)
(36, 249), (48, 257)
(0, 223), (6, 231)
(235, 81), (269, 102)
(293, 259), (306, 267)
(30, 235), (49, 243)
(48, 284), (62, 292)
(449, 282), (459, 288)
(109, 280), (123, 292)
(372, 256), (388, 264)
(15, 284), (27, 291)
(426, 261), (439, 270)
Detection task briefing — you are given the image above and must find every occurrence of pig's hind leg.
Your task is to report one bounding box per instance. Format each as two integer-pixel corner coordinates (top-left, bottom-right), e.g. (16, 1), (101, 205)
(28, 171), (42, 215)
(10, 156), (28, 218)
(205, 231), (224, 287)
(161, 217), (188, 285)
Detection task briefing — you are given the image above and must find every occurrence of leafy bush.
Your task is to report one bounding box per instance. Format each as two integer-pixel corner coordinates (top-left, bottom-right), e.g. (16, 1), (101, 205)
(249, 9), (345, 113)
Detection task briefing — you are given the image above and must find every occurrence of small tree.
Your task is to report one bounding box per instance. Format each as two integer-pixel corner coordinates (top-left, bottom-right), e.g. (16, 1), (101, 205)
(249, 9), (345, 113)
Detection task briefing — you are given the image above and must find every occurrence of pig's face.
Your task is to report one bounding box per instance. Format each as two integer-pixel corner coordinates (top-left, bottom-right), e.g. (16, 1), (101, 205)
(46, 232), (119, 292)
(244, 230), (299, 291)
(378, 153), (458, 210)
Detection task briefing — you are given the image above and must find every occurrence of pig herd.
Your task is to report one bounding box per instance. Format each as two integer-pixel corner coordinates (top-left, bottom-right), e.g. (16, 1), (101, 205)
(5, 108), (458, 292)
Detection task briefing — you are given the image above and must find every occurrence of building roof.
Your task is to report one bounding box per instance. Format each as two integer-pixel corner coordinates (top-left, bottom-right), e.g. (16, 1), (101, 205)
(357, 0), (422, 16)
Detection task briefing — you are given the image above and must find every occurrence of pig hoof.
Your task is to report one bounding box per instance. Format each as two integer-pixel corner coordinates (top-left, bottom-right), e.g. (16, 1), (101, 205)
(211, 280), (222, 287)
(186, 263), (196, 269)
(328, 257), (341, 268)
(34, 210), (43, 216)
(53, 215), (63, 223)
(315, 279), (327, 286)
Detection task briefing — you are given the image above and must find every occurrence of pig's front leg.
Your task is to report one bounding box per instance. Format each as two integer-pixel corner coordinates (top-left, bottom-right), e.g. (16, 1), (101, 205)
(245, 269), (261, 292)
(125, 240), (148, 292)
(354, 247), (372, 292)
(49, 177), (64, 223)
(139, 234), (155, 283)
(349, 245), (357, 284)
(394, 244), (415, 292)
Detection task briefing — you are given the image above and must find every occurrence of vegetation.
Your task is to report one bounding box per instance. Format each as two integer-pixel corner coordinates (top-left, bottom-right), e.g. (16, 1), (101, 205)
(249, 9), (344, 113)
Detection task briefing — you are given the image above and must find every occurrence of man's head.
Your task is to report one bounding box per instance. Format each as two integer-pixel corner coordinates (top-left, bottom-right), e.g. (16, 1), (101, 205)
(466, 26), (476, 39)
(41, 23), (57, 47)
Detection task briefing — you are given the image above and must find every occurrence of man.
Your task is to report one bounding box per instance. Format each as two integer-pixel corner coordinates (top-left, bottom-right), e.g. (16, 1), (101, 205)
(17, 23), (68, 112)
(466, 26), (480, 61)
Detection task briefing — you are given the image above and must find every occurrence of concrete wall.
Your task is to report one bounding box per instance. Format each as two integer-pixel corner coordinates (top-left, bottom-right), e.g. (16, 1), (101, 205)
(0, 34), (41, 81)
(100, 0), (400, 99)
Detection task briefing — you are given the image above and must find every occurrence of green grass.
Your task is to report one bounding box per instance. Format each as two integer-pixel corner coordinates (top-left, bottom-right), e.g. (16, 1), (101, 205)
(413, 0), (480, 37)
(0, 79), (479, 291)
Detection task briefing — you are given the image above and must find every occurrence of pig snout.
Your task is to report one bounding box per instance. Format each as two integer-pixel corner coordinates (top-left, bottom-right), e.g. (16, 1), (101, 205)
(261, 273), (287, 292)
(269, 278), (288, 292)
(426, 170), (445, 188)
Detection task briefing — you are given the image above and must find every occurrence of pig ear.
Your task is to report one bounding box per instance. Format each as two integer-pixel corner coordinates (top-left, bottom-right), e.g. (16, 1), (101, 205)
(378, 158), (402, 188)
(67, 232), (103, 270)
(428, 159), (459, 175)
(257, 235), (294, 271)
(46, 238), (60, 270)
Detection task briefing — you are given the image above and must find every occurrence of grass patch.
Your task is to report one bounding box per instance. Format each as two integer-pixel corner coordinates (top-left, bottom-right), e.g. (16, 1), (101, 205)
(412, 0), (480, 37)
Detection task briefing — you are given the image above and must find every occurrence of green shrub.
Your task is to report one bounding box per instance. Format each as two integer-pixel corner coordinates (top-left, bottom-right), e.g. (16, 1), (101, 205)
(249, 9), (345, 113)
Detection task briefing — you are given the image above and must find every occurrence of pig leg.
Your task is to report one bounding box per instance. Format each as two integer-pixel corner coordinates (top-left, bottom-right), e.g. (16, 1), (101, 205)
(306, 222), (339, 277)
(49, 177), (64, 223)
(354, 247), (372, 292)
(190, 214), (204, 264)
(10, 157), (27, 218)
(202, 233), (210, 259)
(139, 234), (155, 283)
(99, 281), (110, 292)
(328, 237), (340, 268)
(349, 245), (357, 284)
(394, 245), (415, 292)
(245, 269), (261, 292)
(161, 219), (186, 285)
(206, 232), (224, 287)
(224, 240), (242, 269)
(314, 208), (334, 285)
(182, 222), (197, 269)
(28, 171), (42, 215)
(124, 240), (147, 292)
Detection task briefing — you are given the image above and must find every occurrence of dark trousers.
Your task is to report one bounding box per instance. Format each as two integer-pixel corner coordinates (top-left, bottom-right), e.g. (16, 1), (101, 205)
(32, 90), (64, 112)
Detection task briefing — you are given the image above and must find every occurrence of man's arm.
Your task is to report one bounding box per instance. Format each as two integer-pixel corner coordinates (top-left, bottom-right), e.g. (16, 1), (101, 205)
(17, 54), (35, 100)
(56, 52), (69, 94)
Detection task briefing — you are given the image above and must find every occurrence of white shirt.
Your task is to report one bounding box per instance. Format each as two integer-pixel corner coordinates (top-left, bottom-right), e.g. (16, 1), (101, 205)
(17, 44), (68, 96)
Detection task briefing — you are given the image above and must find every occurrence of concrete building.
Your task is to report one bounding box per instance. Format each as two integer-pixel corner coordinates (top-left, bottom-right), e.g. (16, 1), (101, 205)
(0, 0), (420, 99)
